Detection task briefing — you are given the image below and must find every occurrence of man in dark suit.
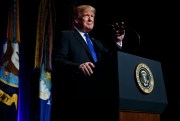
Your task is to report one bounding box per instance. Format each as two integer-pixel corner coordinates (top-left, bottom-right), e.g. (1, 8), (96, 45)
(51, 4), (125, 121)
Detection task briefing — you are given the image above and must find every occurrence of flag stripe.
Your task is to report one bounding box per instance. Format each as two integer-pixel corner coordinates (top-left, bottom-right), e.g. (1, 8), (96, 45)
(35, 0), (48, 69)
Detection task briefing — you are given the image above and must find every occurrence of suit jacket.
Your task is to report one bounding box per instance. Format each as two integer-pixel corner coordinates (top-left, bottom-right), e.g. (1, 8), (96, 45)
(52, 28), (109, 70)
(52, 28), (112, 98)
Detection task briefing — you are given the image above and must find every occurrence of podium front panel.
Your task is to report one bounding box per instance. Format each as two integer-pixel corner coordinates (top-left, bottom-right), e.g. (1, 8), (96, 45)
(117, 51), (168, 113)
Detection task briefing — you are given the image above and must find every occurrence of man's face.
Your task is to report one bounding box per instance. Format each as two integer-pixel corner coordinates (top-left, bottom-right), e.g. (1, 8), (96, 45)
(78, 8), (95, 32)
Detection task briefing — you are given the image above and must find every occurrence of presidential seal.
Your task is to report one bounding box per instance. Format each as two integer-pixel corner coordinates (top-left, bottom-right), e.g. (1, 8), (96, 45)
(135, 63), (154, 94)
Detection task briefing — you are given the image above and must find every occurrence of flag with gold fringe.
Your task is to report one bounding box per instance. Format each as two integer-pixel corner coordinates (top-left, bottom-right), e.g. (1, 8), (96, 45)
(34, 0), (56, 120)
(0, 0), (20, 121)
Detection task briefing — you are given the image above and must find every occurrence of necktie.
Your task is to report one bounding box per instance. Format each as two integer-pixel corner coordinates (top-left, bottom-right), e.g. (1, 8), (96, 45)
(84, 33), (97, 62)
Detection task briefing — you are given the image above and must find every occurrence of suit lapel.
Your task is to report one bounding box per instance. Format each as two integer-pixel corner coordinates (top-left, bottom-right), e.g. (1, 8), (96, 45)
(72, 29), (93, 57)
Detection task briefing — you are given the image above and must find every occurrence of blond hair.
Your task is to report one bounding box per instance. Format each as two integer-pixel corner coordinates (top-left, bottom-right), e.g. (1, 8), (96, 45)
(73, 5), (96, 19)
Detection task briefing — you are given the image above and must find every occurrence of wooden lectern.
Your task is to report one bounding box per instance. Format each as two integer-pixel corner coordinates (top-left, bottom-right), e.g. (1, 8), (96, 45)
(94, 51), (168, 121)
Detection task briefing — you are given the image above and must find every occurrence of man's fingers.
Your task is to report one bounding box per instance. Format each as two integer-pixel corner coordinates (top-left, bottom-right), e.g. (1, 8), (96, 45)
(79, 62), (95, 76)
